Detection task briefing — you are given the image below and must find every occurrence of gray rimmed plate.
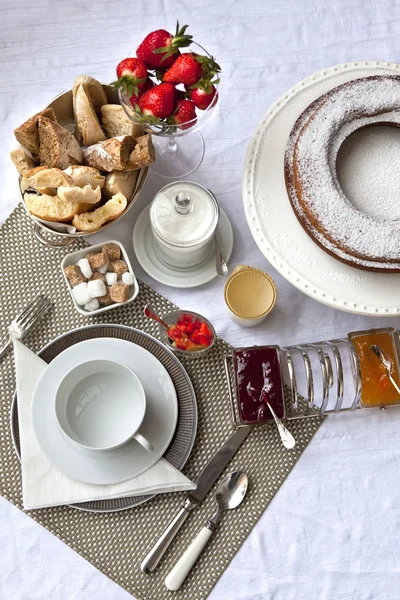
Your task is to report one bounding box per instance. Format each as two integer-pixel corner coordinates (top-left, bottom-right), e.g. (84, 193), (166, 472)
(10, 324), (197, 512)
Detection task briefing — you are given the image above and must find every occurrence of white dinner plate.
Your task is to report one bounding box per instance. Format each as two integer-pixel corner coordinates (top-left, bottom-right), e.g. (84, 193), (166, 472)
(243, 60), (400, 316)
(133, 205), (234, 288)
(32, 338), (178, 485)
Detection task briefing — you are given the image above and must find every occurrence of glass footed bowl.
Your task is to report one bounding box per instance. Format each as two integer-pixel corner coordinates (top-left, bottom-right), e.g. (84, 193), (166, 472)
(119, 41), (220, 179)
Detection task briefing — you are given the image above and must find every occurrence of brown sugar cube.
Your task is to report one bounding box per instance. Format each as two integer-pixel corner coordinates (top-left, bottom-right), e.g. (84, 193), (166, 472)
(98, 285), (113, 306)
(110, 259), (128, 277)
(86, 251), (108, 269)
(90, 271), (106, 284)
(64, 264), (87, 287)
(102, 243), (120, 262)
(110, 282), (129, 303)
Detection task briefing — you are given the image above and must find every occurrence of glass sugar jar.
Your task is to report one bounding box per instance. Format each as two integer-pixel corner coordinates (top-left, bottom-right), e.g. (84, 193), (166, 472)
(149, 181), (219, 270)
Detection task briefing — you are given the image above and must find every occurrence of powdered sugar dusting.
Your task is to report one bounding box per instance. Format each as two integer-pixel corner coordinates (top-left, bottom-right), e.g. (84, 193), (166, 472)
(286, 76), (400, 266)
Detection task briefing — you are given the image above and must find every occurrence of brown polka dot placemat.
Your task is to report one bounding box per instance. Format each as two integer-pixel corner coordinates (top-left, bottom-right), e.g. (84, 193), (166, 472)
(0, 203), (323, 600)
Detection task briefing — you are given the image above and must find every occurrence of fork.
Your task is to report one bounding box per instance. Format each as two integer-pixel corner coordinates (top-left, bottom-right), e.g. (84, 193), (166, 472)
(0, 295), (52, 360)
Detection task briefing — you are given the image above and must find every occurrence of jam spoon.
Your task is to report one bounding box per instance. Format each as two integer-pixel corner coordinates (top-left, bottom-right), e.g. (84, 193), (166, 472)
(371, 345), (400, 395)
(266, 402), (296, 450)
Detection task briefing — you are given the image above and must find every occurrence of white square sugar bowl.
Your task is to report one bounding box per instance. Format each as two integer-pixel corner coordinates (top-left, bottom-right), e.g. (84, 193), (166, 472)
(61, 240), (139, 316)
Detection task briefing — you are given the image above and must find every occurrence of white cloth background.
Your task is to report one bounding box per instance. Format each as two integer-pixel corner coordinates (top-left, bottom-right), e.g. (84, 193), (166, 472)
(2, 1), (400, 598)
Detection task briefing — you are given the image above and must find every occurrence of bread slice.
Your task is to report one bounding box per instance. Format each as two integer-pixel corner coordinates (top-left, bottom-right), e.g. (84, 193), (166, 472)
(14, 108), (57, 161)
(64, 165), (105, 189)
(82, 136), (135, 171)
(38, 117), (82, 169)
(21, 167), (73, 195)
(10, 149), (37, 175)
(101, 104), (144, 139)
(74, 84), (106, 145)
(58, 184), (101, 204)
(73, 75), (108, 120)
(24, 192), (81, 222)
(103, 170), (139, 200)
(72, 193), (127, 231)
(126, 134), (155, 170)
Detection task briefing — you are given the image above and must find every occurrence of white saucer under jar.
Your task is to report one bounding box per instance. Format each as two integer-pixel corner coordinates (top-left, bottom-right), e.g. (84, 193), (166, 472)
(149, 181), (219, 271)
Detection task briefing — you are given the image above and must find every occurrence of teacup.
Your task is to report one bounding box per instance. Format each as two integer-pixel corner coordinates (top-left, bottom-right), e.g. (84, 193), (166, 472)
(55, 359), (153, 452)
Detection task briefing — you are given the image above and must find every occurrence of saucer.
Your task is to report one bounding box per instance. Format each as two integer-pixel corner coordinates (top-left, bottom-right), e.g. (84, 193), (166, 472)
(32, 338), (178, 485)
(133, 205), (234, 288)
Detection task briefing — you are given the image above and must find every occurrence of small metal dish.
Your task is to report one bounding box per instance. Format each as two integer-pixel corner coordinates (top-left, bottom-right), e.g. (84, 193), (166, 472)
(157, 310), (216, 358)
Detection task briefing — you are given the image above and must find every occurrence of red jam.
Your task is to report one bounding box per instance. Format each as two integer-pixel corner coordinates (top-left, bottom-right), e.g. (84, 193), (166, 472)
(234, 346), (284, 424)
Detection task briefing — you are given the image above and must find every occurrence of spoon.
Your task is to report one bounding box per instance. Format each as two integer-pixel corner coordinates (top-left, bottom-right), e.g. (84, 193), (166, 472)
(371, 344), (400, 395)
(214, 234), (228, 277)
(165, 471), (248, 591)
(266, 401), (296, 450)
(144, 303), (190, 342)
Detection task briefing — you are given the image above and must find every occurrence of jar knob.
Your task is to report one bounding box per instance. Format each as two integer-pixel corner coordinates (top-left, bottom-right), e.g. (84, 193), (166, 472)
(175, 192), (193, 215)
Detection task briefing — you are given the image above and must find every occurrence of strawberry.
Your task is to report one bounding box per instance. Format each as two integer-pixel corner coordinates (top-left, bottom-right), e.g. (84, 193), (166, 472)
(137, 22), (193, 69)
(129, 78), (154, 107)
(163, 54), (202, 86)
(112, 57), (148, 96)
(168, 99), (197, 129)
(189, 84), (217, 110)
(137, 83), (175, 119)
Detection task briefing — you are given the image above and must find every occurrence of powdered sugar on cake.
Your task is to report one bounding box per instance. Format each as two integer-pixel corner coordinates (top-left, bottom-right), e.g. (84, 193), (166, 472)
(285, 76), (400, 268)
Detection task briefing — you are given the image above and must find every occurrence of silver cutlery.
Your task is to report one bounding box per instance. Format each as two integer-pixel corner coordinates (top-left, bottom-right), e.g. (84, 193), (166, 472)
(266, 401), (296, 449)
(141, 425), (251, 573)
(0, 295), (52, 360)
(371, 344), (400, 395)
(165, 471), (248, 591)
(214, 234), (228, 277)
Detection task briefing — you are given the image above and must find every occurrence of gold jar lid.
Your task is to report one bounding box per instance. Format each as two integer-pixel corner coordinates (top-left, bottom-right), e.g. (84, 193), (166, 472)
(224, 265), (277, 319)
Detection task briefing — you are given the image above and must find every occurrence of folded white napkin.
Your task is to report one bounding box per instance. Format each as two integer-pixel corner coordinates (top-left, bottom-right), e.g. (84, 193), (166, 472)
(14, 339), (195, 510)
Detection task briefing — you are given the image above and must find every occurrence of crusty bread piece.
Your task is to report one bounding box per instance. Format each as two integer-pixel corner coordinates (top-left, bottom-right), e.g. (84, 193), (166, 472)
(72, 193), (127, 231)
(74, 84), (106, 145)
(73, 76), (108, 120)
(126, 134), (155, 170)
(64, 165), (105, 189)
(100, 104), (144, 139)
(38, 117), (82, 169)
(21, 167), (73, 194)
(103, 170), (139, 200)
(58, 184), (102, 204)
(14, 108), (57, 161)
(82, 136), (135, 171)
(10, 149), (37, 175)
(24, 192), (81, 222)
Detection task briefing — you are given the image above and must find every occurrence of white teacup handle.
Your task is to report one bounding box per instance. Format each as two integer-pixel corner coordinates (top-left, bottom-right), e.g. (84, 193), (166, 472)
(134, 432), (154, 452)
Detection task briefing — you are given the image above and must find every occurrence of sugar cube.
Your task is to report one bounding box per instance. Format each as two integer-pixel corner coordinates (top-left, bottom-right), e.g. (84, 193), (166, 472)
(110, 282), (129, 303)
(122, 272), (134, 286)
(72, 282), (91, 306)
(64, 264), (86, 287)
(84, 298), (100, 311)
(102, 243), (120, 262)
(97, 263), (109, 274)
(77, 258), (93, 279)
(86, 251), (108, 269)
(98, 286), (113, 305)
(90, 272), (106, 284)
(110, 260), (128, 277)
(105, 272), (118, 286)
(88, 279), (107, 298)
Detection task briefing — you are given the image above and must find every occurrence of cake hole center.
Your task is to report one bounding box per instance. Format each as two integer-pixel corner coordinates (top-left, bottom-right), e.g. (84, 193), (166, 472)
(337, 125), (400, 222)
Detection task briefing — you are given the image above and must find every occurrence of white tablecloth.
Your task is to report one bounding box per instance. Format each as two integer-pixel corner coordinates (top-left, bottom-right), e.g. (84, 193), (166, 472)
(2, 1), (400, 598)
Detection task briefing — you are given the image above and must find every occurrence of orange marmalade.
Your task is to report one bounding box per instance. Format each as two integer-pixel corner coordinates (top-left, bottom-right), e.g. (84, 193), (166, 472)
(350, 330), (400, 408)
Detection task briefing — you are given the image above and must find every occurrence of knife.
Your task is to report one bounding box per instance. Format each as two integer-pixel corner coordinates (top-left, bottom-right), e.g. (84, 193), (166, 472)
(140, 425), (251, 573)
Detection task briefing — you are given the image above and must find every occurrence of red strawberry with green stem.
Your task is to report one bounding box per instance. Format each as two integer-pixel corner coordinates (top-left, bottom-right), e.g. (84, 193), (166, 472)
(189, 84), (217, 110)
(167, 99), (197, 129)
(137, 83), (175, 120)
(137, 22), (193, 69)
(129, 78), (154, 107)
(112, 58), (148, 96)
(163, 53), (202, 86)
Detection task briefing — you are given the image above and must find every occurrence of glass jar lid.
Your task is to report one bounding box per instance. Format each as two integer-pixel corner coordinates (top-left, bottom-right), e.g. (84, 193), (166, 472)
(150, 181), (219, 248)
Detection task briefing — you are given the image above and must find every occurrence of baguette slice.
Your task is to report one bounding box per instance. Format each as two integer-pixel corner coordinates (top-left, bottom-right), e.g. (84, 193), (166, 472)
(38, 117), (83, 169)
(14, 108), (57, 161)
(126, 134), (155, 170)
(24, 192), (98, 222)
(103, 170), (139, 200)
(72, 193), (127, 232)
(21, 167), (73, 195)
(58, 184), (102, 204)
(74, 84), (106, 145)
(82, 136), (135, 171)
(101, 104), (144, 138)
(64, 165), (105, 189)
(10, 149), (37, 175)
(73, 75), (108, 120)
